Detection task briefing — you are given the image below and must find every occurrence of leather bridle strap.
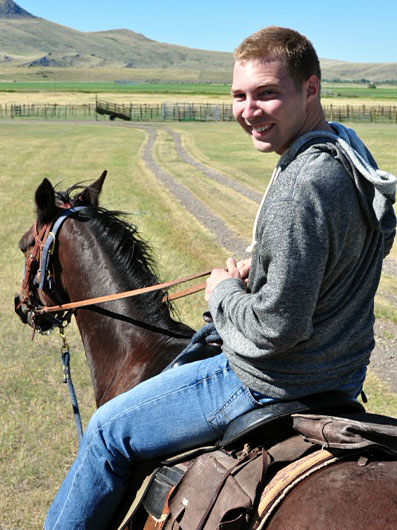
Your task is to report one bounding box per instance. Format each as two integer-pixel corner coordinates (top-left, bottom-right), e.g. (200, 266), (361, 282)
(39, 269), (211, 313)
(39, 206), (87, 290)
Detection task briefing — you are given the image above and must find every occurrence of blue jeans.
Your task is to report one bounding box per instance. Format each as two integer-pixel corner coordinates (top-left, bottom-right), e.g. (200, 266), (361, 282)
(45, 353), (265, 530)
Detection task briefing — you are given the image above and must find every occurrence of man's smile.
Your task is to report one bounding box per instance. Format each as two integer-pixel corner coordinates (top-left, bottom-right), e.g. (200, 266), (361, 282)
(251, 124), (273, 133)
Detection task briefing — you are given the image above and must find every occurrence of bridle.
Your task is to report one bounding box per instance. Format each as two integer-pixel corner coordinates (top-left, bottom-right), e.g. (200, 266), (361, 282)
(19, 206), (87, 335)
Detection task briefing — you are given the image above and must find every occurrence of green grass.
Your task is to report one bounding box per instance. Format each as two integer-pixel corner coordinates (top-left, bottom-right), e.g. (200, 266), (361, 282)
(323, 84), (397, 100)
(1, 81), (397, 99)
(362, 372), (397, 417)
(1, 120), (396, 528)
(0, 81), (231, 95)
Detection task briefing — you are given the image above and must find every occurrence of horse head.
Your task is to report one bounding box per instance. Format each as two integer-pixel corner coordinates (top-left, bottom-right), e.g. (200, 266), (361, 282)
(14, 171), (107, 334)
(14, 170), (193, 405)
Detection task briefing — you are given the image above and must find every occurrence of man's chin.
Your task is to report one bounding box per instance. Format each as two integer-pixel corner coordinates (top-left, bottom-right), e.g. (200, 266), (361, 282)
(251, 137), (275, 153)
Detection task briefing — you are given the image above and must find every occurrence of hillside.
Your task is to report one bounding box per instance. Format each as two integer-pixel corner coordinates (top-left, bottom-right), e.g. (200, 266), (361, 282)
(0, 1), (396, 82)
(0, 1), (232, 70)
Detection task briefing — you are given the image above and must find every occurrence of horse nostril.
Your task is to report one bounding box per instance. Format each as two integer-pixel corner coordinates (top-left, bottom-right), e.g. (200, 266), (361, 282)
(14, 294), (29, 323)
(14, 294), (21, 310)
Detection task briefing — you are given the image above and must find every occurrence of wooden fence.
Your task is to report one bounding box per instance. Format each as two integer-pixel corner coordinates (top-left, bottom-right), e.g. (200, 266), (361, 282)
(0, 103), (96, 120)
(95, 100), (235, 122)
(1, 101), (396, 123)
(323, 104), (397, 123)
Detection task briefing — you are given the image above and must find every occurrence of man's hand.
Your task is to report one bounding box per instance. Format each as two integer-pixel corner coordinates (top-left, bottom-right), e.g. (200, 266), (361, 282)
(205, 257), (242, 302)
(236, 257), (252, 283)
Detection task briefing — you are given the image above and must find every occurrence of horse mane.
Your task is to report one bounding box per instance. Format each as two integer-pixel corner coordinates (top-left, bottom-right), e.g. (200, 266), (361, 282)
(55, 184), (194, 338)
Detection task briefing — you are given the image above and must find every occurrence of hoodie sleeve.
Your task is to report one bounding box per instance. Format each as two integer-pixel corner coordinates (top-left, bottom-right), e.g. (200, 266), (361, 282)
(209, 199), (328, 361)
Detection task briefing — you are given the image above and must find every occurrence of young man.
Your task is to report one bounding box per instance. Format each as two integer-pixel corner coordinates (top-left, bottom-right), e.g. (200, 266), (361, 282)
(205, 26), (396, 399)
(45, 27), (396, 529)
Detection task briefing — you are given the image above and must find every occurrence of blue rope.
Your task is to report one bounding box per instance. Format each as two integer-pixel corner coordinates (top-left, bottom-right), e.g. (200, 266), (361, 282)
(61, 350), (84, 447)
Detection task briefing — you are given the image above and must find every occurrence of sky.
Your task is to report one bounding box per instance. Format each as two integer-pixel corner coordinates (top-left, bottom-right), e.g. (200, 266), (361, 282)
(19, 0), (396, 63)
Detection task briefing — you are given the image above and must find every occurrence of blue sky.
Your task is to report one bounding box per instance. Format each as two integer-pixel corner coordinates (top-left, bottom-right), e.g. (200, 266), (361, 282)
(20, 0), (396, 63)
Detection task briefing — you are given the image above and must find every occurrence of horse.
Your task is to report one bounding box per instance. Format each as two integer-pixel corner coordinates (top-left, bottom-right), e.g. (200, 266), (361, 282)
(14, 173), (397, 530)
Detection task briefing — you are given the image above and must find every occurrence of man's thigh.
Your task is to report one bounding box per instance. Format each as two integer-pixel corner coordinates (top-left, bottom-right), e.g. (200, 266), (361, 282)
(92, 353), (260, 459)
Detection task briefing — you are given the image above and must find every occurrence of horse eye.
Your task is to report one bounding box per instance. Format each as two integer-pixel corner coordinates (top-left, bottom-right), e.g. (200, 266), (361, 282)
(18, 233), (34, 254)
(18, 239), (27, 253)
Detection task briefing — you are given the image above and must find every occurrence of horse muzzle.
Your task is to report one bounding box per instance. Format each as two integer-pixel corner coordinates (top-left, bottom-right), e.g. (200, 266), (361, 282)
(14, 293), (32, 325)
(14, 293), (54, 333)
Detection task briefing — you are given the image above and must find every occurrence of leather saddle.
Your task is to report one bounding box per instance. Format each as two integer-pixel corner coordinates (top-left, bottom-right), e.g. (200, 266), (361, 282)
(218, 390), (364, 447)
(128, 391), (365, 527)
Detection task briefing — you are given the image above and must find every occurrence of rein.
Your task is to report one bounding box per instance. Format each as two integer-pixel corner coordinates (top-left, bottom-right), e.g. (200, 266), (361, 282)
(38, 269), (211, 314)
(23, 204), (210, 319)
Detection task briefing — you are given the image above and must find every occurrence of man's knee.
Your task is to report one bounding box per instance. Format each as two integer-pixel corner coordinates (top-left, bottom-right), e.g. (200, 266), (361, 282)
(85, 397), (119, 441)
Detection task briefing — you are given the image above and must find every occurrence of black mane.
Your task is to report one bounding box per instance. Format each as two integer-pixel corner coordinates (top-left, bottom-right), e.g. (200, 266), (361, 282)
(55, 184), (194, 338)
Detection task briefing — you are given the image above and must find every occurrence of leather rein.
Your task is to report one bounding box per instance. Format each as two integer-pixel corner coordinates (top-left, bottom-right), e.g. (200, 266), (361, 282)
(21, 205), (210, 329)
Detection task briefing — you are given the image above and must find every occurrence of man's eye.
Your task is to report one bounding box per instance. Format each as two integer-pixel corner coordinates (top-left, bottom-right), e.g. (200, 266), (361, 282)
(259, 89), (276, 98)
(232, 93), (245, 100)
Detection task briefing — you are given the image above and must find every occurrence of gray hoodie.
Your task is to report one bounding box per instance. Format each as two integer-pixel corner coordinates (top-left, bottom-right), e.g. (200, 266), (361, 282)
(209, 123), (396, 399)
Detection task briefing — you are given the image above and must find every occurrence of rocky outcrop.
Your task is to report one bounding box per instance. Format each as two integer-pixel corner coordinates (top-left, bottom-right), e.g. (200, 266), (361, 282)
(0, 0), (35, 18)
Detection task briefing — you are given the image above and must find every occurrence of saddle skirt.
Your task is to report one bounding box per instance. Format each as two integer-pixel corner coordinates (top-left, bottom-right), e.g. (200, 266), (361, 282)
(118, 406), (397, 530)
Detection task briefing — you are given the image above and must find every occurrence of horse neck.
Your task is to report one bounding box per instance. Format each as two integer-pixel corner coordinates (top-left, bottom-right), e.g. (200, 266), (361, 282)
(57, 219), (193, 407)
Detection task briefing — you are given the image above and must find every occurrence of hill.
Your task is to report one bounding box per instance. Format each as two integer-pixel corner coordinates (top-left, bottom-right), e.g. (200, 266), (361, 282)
(0, 1), (232, 71)
(0, 1), (396, 82)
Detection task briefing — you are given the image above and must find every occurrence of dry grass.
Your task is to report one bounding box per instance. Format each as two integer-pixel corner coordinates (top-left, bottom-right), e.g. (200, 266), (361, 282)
(0, 91), (234, 106)
(0, 91), (396, 107)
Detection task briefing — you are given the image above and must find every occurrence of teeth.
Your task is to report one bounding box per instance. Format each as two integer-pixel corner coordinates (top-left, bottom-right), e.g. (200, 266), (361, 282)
(254, 124), (272, 132)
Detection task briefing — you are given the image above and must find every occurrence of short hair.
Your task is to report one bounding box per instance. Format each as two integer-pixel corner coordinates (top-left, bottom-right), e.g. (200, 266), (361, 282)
(234, 26), (321, 87)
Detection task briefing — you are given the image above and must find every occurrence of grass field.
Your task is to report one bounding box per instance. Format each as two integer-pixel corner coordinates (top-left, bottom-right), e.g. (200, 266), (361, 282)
(0, 82), (396, 107)
(0, 81), (231, 96)
(1, 81), (397, 97)
(1, 119), (396, 528)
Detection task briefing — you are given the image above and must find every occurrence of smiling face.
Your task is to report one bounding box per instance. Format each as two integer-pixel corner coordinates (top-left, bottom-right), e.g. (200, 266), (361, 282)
(232, 58), (319, 155)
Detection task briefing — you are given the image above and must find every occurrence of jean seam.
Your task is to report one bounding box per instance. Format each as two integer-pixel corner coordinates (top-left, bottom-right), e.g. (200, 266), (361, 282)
(207, 385), (250, 434)
(52, 434), (107, 530)
(246, 387), (267, 406)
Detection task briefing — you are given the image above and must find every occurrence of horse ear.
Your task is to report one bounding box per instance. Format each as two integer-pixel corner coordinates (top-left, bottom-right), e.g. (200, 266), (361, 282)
(35, 178), (57, 223)
(78, 170), (107, 206)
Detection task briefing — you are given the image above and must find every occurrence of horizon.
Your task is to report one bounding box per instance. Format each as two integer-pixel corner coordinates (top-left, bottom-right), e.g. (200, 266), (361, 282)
(6, 0), (397, 64)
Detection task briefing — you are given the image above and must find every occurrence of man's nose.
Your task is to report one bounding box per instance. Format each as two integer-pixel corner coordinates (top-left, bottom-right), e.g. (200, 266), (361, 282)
(241, 97), (262, 120)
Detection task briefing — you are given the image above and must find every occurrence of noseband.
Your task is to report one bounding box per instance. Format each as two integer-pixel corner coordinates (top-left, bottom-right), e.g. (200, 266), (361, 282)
(19, 206), (87, 334)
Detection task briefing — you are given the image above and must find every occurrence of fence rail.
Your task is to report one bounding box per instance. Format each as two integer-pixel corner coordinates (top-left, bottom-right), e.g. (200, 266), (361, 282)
(0, 103), (96, 120)
(95, 100), (235, 122)
(0, 101), (396, 123)
(324, 104), (397, 123)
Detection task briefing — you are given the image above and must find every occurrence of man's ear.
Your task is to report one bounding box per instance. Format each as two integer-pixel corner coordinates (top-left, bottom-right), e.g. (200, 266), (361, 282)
(35, 178), (57, 223)
(306, 75), (321, 102)
(76, 170), (107, 206)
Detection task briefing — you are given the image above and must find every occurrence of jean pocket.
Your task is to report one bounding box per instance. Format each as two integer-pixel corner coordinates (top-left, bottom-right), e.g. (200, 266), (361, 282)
(207, 385), (258, 435)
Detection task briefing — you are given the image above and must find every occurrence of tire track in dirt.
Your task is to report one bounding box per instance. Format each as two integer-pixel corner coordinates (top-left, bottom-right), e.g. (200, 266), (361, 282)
(167, 129), (263, 203)
(138, 125), (250, 257)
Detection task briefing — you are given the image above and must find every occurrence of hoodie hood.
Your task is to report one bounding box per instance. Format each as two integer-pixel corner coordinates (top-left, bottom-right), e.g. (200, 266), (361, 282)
(281, 123), (396, 234)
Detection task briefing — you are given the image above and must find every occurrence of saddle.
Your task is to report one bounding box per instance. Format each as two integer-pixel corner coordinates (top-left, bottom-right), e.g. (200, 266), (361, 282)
(114, 390), (397, 530)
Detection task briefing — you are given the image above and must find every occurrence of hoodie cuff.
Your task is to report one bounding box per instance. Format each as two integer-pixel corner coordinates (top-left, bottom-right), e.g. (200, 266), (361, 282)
(209, 277), (246, 314)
